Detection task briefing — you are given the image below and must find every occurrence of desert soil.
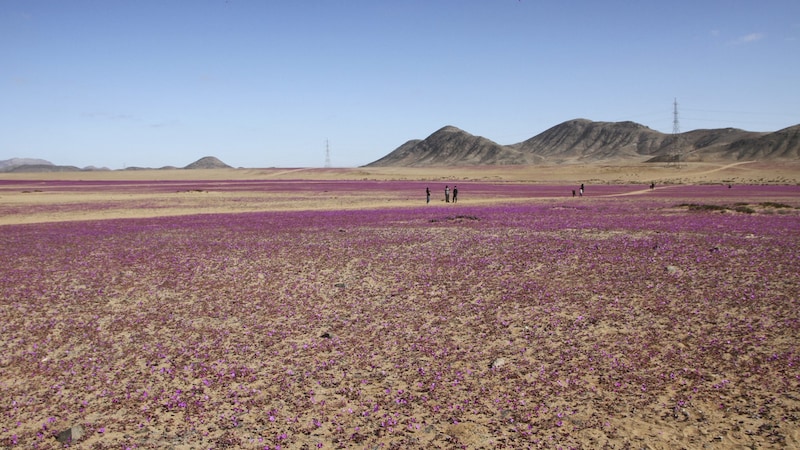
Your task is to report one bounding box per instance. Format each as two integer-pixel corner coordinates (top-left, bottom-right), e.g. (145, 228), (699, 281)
(1, 162), (798, 449)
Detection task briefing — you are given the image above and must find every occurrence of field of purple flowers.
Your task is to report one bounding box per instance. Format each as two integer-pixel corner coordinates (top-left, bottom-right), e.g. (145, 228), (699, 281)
(1, 183), (799, 449)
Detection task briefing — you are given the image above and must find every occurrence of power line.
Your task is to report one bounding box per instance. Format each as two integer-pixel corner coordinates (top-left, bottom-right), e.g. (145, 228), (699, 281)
(682, 107), (796, 117)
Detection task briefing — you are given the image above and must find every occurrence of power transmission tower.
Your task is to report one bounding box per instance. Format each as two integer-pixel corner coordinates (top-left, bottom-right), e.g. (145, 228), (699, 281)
(672, 98), (680, 135)
(324, 139), (331, 168)
(669, 98), (682, 166)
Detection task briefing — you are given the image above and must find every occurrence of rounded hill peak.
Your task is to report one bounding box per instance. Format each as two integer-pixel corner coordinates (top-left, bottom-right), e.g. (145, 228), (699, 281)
(184, 156), (232, 170)
(435, 125), (467, 134)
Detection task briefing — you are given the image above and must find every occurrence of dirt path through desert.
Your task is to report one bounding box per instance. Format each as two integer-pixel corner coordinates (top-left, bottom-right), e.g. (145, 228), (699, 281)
(599, 161), (758, 197)
(261, 168), (310, 177)
(601, 185), (680, 197)
(690, 160), (756, 175)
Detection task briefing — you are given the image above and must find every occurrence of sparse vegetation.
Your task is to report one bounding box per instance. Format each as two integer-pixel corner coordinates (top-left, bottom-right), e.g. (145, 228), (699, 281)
(1, 178), (799, 448)
(732, 205), (756, 214)
(760, 202), (792, 209)
(676, 202), (792, 214)
(678, 203), (728, 212)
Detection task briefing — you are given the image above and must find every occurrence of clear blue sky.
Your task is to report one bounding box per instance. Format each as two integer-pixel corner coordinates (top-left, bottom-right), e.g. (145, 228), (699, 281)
(2, 1), (798, 169)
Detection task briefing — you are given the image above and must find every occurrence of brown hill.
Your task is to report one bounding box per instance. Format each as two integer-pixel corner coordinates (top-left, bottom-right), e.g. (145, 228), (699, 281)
(366, 120), (800, 167)
(723, 124), (800, 160)
(510, 119), (665, 163)
(366, 126), (527, 167)
(0, 158), (93, 173)
(0, 158), (111, 173)
(0, 158), (54, 170)
(367, 139), (422, 166)
(5, 164), (82, 173)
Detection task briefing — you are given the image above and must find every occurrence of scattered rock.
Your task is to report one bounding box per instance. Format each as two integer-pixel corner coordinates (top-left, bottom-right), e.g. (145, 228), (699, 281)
(665, 265), (683, 276)
(334, 283), (346, 288)
(55, 425), (85, 444)
(445, 421), (491, 446)
(320, 332), (332, 339)
(489, 357), (507, 369)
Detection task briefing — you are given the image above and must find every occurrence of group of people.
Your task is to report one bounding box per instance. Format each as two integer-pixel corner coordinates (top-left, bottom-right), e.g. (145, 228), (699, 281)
(430, 183), (599, 202)
(426, 185), (458, 204)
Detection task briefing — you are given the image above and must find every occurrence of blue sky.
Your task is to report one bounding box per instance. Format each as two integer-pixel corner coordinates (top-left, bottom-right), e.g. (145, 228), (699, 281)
(2, 1), (798, 169)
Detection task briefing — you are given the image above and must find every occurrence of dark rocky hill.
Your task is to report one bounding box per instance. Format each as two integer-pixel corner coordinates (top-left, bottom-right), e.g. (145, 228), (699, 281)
(183, 156), (232, 170)
(366, 120), (799, 167)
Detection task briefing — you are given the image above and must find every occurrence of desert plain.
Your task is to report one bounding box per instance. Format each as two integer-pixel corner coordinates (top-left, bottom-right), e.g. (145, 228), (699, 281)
(1, 161), (799, 449)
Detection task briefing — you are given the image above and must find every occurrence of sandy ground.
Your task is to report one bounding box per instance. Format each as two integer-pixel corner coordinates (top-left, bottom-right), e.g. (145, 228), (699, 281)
(2, 160), (799, 184)
(2, 161), (798, 226)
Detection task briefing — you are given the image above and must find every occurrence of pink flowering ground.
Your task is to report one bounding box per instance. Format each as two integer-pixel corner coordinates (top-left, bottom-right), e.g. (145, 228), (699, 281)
(1, 182), (799, 449)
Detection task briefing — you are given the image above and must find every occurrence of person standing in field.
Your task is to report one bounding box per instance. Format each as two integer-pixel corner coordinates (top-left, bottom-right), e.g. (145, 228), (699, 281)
(579, 183), (584, 197)
(452, 185), (458, 203)
(426, 187), (430, 204)
(445, 185), (450, 203)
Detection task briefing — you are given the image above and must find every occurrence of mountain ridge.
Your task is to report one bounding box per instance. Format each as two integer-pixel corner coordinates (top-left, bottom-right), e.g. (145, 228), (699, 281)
(0, 156), (232, 173)
(365, 120), (798, 167)
(4, 120), (798, 171)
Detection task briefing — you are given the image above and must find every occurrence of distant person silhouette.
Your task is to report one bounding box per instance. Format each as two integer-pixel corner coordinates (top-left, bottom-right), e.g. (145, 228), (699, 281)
(444, 185), (450, 203)
(452, 186), (458, 203)
(426, 187), (430, 204)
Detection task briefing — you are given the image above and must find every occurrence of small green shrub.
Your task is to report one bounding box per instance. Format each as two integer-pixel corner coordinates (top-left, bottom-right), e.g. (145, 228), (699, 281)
(732, 206), (755, 214)
(760, 202), (791, 209)
(686, 204), (728, 212)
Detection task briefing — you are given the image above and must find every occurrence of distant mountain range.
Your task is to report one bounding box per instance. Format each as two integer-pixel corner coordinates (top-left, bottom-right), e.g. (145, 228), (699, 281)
(366, 119), (800, 167)
(0, 158), (89, 173)
(4, 120), (798, 171)
(0, 156), (231, 173)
